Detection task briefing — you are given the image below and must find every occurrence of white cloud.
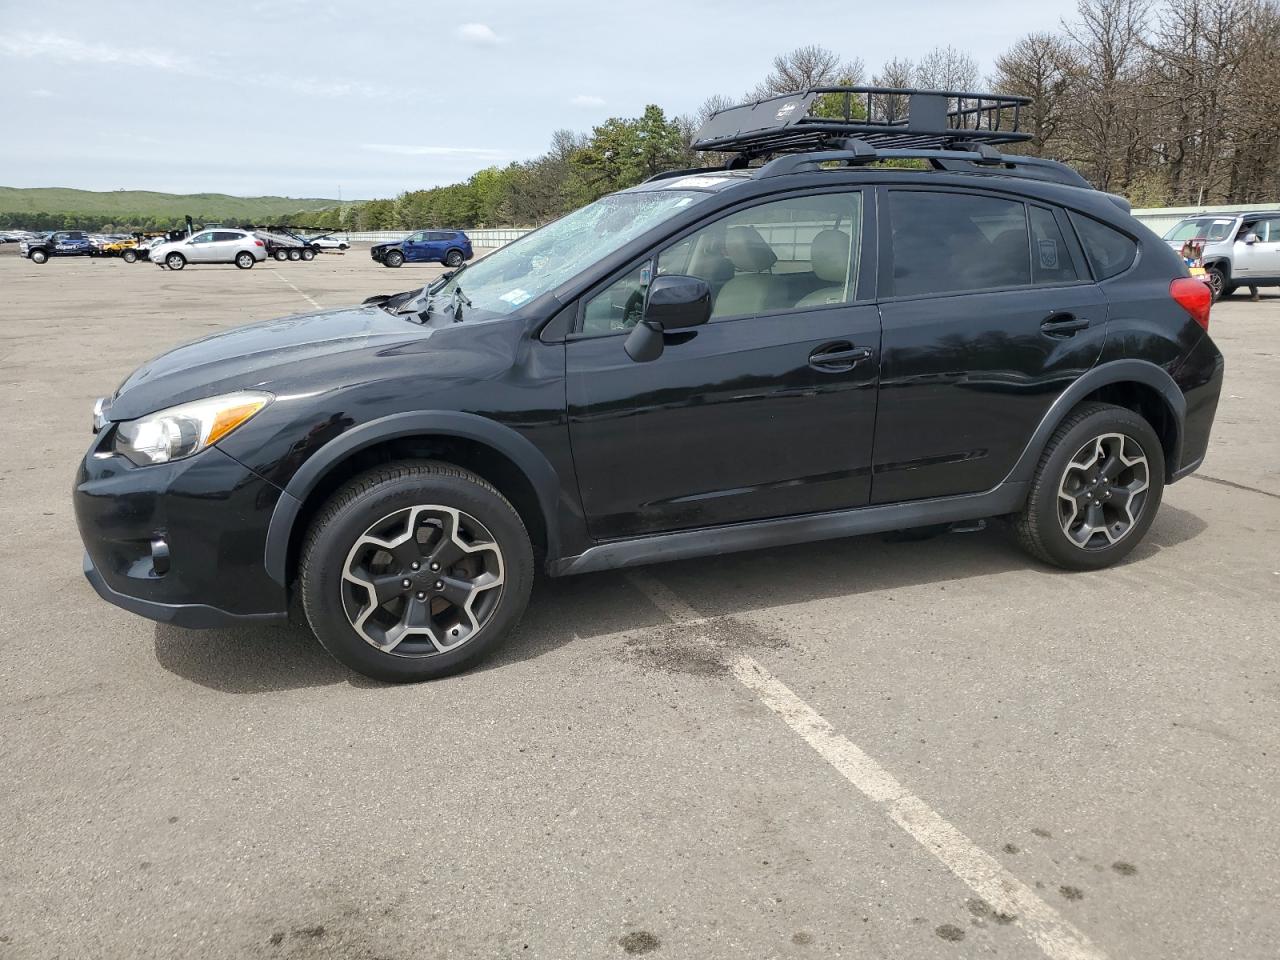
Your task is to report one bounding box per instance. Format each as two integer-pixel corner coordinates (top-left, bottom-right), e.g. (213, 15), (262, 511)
(361, 144), (505, 158)
(456, 23), (502, 45)
(0, 33), (189, 71)
(29, 88), (56, 98)
(570, 94), (606, 108)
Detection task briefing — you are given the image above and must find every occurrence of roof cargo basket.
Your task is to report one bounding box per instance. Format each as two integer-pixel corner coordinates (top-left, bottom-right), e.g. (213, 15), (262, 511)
(693, 87), (1033, 158)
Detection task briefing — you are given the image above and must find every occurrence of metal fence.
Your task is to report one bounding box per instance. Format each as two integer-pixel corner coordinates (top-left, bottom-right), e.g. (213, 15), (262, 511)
(338, 203), (1277, 249)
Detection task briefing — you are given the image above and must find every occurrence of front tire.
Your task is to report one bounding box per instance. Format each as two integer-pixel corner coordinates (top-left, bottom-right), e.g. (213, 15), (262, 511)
(30, 249), (48, 264)
(235, 251), (255, 269)
(299, 461), (534, 683)
(1206, 266), (1228, 302)
(165, 253), (186, 270)
(384, 250), (404, 268)
(1014, 403), (1164, 570)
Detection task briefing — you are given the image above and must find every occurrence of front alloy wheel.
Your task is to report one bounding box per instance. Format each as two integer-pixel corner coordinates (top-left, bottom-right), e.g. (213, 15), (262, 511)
(342, 505), (504, 655)
(300, 461), (534, 682)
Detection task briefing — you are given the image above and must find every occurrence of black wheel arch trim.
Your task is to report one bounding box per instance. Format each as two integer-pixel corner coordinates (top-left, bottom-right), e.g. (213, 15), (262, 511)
(263, 411), (562, 586)
(1003, 359), (1186, 486)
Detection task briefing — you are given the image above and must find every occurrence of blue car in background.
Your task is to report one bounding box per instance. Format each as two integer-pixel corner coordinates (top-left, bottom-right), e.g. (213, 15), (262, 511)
(370, 229), (473, 269)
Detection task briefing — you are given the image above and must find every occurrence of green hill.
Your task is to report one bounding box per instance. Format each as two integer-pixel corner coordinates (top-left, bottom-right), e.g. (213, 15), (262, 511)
(0, 186), (350, 231)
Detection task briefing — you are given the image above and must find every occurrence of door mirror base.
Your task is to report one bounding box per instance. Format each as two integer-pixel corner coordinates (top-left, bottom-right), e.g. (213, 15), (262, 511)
(624, 321), (665, 362)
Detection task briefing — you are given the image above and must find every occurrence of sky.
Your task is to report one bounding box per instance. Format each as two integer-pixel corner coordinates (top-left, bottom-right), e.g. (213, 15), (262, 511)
(0, 0), (1082, 201)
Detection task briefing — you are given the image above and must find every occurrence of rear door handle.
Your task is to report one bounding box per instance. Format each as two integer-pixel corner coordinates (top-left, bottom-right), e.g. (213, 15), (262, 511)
(1040, 313), (1090, 337)
(809, 342), (873, 372)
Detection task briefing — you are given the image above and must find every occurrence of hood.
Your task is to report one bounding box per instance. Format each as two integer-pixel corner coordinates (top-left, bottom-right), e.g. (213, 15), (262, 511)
(109, 304), (430, 420)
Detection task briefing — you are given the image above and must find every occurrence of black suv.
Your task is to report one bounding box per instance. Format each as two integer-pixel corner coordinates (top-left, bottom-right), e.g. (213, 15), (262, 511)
(75, 89), (1223, 682)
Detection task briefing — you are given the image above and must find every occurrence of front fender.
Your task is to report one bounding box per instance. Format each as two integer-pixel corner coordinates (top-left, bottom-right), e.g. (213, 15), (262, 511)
(262, 410), (562, 586)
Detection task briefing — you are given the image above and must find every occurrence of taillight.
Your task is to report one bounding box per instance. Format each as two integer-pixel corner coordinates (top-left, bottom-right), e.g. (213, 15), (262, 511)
(1170, 276), (1211, 331)
(254, 239), (265, 247)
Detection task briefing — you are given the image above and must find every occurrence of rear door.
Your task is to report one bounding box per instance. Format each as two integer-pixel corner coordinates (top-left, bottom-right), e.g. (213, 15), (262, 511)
(210, 231), (245, 262)
(566, 188), (881, 540)
(1233, 218), (1280, 281)
(872, 187), (1108, 503)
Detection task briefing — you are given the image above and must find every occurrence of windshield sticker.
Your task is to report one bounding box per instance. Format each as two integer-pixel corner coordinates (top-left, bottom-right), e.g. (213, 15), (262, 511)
(1037, 239), (1059, 270)
(667, 176), (728, 190)
(500, 288), (533, 306)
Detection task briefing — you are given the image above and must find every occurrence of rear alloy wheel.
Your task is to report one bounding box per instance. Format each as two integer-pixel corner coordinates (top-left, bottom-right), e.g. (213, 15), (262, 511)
(1013, 403), (1164, 570)
(384, 250), (404, 268)
(445, 249), (464, 268)
(165, 252), (186, 270)
(300, 461), (533, 682)
(235, 251), (255, 269)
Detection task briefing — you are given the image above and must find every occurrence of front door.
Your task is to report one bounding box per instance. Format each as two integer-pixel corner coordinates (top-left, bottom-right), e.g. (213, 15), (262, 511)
(1233, 217), (1280, 281)
(566, 189), (880, 541)
(402, 232), (428, 262)
(873, 188), (1109, 503)
(186, 231), (217, 263)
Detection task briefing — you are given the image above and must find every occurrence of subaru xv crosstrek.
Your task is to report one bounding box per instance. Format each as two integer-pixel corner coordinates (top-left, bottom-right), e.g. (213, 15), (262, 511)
(75, 89), (1223, 683)
(371, 229), (473, 268)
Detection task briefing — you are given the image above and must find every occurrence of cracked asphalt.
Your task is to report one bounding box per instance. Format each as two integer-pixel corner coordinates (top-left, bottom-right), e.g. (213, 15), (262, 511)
(1, 247), (1277, 959)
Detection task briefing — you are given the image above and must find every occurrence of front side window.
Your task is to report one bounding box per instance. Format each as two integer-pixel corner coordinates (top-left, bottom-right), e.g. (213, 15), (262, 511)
(428, 189), (712, 322)
(1069, 212), (1138, 280)
(190, 232), (215, 244)
(890, 191), (1030, 297)
(1246, 218), (1280, 242)
(656, 192), (863, 321)
(582, 263), (652, 335)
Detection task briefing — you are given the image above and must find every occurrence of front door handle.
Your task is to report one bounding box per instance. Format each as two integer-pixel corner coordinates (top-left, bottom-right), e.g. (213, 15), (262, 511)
(1040, 313), (1090, 337)
(809, 342), (873, 372)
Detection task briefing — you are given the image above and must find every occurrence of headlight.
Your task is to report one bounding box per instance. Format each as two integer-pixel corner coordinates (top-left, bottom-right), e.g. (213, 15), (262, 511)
(114, 391), (271, 465)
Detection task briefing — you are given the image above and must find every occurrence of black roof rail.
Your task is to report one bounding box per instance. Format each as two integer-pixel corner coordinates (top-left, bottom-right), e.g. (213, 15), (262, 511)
(694, 86), (1032, 159)
(752, 144), (1092, 190)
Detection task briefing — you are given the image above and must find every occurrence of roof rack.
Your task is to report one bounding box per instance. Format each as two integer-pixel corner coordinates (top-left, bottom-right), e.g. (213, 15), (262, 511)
(693, 86), (1032, 157)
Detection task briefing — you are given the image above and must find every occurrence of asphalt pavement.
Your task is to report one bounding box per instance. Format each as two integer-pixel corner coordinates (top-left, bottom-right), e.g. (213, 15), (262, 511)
(0, 246), (1277, 960)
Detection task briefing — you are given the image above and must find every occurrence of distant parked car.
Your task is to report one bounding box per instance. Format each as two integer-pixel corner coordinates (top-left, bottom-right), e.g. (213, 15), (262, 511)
(371, 229), (472, 268)
(151, 229), (267, 270)
(1163, 212), (1280, 299)
(308, 233), (350, 251)
(20, 231), (93, 264)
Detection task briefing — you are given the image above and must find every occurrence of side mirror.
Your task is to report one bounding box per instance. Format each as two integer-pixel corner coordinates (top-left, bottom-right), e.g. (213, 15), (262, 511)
(624, 275), (712, 362)
(1243, 232), (1260, 245)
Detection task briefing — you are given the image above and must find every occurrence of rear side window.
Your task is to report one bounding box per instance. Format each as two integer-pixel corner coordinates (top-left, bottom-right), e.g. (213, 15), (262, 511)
(1068, 212), (1137, 279)
(213, 231), (242, 241)
(889, 191), (1030, 297)
(1029, 206), (1079, 285)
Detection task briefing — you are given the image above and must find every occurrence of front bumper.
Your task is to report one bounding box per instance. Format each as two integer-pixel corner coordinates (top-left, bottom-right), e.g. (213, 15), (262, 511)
(74, 432), (289, 628)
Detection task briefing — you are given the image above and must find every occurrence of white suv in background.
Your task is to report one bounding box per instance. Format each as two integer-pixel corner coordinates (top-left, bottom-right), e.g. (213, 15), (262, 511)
(152, 229), (268, 271)
(1164, 212), (1280, 300)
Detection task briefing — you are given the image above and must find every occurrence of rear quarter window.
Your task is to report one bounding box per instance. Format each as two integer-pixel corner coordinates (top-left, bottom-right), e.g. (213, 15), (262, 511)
(1068, 212), (1138, 280)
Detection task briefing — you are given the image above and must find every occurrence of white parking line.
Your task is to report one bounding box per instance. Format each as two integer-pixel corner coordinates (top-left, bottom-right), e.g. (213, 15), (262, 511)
(625, 570), (1108, 960)
(273, 270), (321, 310)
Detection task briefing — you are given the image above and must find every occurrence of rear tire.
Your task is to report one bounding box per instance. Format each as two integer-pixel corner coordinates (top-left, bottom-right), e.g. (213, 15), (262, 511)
(301, 248), (315, 261)
(444, 249), (464, 268)
(288, 248), (302, 261)
(274, 249), (289, 262)
(165, 252), (186, 271)
(30, 249), (48, 264)
(1013, 403), (1164, 571)
(384, 250), (404, 268)
(235, 251), (255, 269)
(299, 461), (534, 683)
